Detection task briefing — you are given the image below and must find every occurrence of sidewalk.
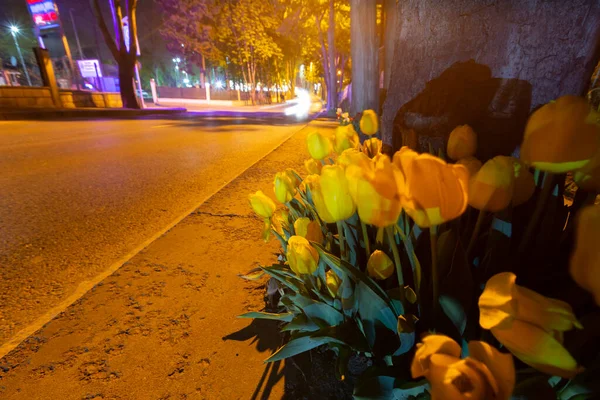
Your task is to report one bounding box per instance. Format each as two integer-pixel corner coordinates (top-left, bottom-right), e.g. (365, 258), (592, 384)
(0, 118), (337, 399)
(0, 107), (187, 121)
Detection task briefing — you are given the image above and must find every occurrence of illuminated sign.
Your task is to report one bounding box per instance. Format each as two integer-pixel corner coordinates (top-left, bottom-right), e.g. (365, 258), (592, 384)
(27, 0), (59, 29)
(77, 59), (103, 78)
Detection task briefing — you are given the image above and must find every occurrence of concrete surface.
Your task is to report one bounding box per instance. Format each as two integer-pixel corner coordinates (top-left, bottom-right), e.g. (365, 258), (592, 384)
(0, 117), (337, 399)
(0, 114), (307, 349)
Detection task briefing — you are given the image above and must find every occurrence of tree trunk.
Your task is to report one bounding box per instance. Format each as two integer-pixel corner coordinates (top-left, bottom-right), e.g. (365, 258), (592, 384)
(350, 0), (379, 115)
(382, 0), (398, 91)
(380, 0), (600, 148)
(200, 54), (206, 88)
(119, 56), (139, 108)
(327, 0), (337, 113)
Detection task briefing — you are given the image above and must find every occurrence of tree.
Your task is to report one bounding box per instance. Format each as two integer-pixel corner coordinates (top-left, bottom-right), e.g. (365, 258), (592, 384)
(90, 0), (140, 109)
(350, 0), (378, 114)
(156, 0), (218, 87)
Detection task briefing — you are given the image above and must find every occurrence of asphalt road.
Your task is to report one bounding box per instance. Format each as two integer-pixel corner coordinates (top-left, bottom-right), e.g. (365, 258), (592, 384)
(0, 113), (306, 346)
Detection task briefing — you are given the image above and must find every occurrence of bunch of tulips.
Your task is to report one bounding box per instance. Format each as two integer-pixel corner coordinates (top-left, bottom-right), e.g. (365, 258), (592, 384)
(244, 96), (600, 399)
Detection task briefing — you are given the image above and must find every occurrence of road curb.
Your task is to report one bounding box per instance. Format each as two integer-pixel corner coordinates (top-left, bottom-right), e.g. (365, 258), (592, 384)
(0, 107), (187, 121)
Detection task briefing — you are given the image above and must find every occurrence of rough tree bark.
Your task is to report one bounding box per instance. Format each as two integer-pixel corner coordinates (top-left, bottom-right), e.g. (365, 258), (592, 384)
(380, 0), (600, 149)
(382, 0), (398, 91)
(91, 0), (140, 109)
(350, 0), (379, 114)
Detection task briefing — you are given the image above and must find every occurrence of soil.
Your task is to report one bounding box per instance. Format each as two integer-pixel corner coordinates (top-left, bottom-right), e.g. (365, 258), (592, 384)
(0, 118), (348, 399)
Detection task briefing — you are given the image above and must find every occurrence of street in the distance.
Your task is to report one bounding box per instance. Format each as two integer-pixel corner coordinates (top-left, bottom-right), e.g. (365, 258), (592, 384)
(0, 113), (305, 346)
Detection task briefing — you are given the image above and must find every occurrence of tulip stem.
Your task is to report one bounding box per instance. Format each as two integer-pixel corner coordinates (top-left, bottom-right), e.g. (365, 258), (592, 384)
(466, 210), (486, 259)
(336, 221), (346, 262)
(360, 220), (371, 258)
(386, 226), (404, 286)
(519, 173), (555, 255)
(396, 225), (420, 296)
(430, 226), (439, 317)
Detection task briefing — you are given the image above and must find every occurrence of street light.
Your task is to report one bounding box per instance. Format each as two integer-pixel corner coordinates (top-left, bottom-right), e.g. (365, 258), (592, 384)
(9, 25), (32, 86)
(173, 58), (181, 87)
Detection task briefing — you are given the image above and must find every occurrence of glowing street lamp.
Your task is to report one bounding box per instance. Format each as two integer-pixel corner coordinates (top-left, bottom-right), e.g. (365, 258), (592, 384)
(9, 25), (32, 86)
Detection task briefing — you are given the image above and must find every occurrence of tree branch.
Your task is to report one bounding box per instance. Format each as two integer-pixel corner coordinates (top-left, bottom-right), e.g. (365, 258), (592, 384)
(90, 0), (119, 60)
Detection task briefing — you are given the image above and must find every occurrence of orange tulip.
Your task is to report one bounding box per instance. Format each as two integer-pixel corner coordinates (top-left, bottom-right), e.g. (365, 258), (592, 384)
(479, 272), (583, 378)
(304, 158), (322, 175)
(362, 137), (383, 157)
(346, 155), (404, 227)
(468, 156), (515, 212)
(393, 147), (469, 227)
(367, 250), (395, 280)
(570, 205), (600, 305)
(412, 334), (515, 400)
(447, 125), (477, 161)
(293, 217), (324, 244)
(520, 96), (600, 173)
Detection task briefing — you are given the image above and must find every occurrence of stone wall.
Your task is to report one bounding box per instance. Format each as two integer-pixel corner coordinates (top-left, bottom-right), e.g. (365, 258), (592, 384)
(0, 87), (54, 108)
(0, 87), (123, 109)
(381, 0), (600, 153)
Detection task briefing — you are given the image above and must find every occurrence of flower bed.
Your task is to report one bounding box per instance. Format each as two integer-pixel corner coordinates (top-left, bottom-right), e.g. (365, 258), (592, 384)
(243, 96), (600, 399)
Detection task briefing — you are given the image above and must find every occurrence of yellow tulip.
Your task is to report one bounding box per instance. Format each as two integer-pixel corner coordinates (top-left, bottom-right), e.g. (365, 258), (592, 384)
(457, 156), (482, 177)
(249, 191), (276, 218)
(411, 334), (514, 400)
(271, 209), (289, 236)
(285, 168), (301, 188)
(511, 158), (536, 206)
(337, 148), (371, 169)
(273, 171), (296, 203)
(363, 137), (383, 157)
(468, 156), (515, 212)
(304, 158), (322, 175)
(367, 250), (395, 280)
(360, 109), (379, 135)
(570, 205), (600, 305)
(304, 174), (336, 223)
(286, 236), (319, 275)
(479, 272), (583, 378)
(333, 125), (360, 154)
(320, 165), (356, 222)
(326, 270), (341, 297)
(293, 217), (324, 243)
(447, 125), (477, 161)
(346, 155), (404, 227)
(307, 131), (332, 160)
(393, 147), (469, 228)
(520, 95), (600, 173)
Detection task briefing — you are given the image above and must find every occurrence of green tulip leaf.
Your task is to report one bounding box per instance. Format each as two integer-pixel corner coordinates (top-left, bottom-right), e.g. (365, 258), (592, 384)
(439, 295), (467, 335)
(238, 267), (266, 281)
(354, 365), (427, 400)
(281, 313), (320, 332)
(261, 266), (307, 294)
(238, 311), (294, 322)
(288, 293), (344, 327)
(265, 334), (346, 363)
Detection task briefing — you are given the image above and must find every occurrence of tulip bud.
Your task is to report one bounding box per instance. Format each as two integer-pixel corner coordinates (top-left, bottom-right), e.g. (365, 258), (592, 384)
(304, 158), (322, 175)
(457, 156), (482, 177)
(320, 165), (356, 222)
(307, 131), (332, 160)
(367, 250), (395, 280)
(520, 96), (600, 173)
(468, 156), (515, 212)
(326, 270), (341, 297)
(447, 125), (477, 161)
(249, 191), (276, 218)
(304, 174), (335, 223)
(285, 169), (301, 188)
(337, 148), (370, 168)
(360, 109), (379, 136)
(362, 137), (383, 157)
(286, 236), (319, 275)
(333, 125), (359, 154)
(294, 217), (324, 243)
(273, 172), (296, 203)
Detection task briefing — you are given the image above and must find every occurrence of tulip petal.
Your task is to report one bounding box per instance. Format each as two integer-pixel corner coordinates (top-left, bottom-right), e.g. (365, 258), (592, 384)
(491, 320), (582, 378)
(468, 341), (515, 400)
(411, 334), (462, 379)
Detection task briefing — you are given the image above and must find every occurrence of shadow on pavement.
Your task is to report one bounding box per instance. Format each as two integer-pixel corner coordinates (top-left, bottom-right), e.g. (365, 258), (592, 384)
(222, 318), (285, 399)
